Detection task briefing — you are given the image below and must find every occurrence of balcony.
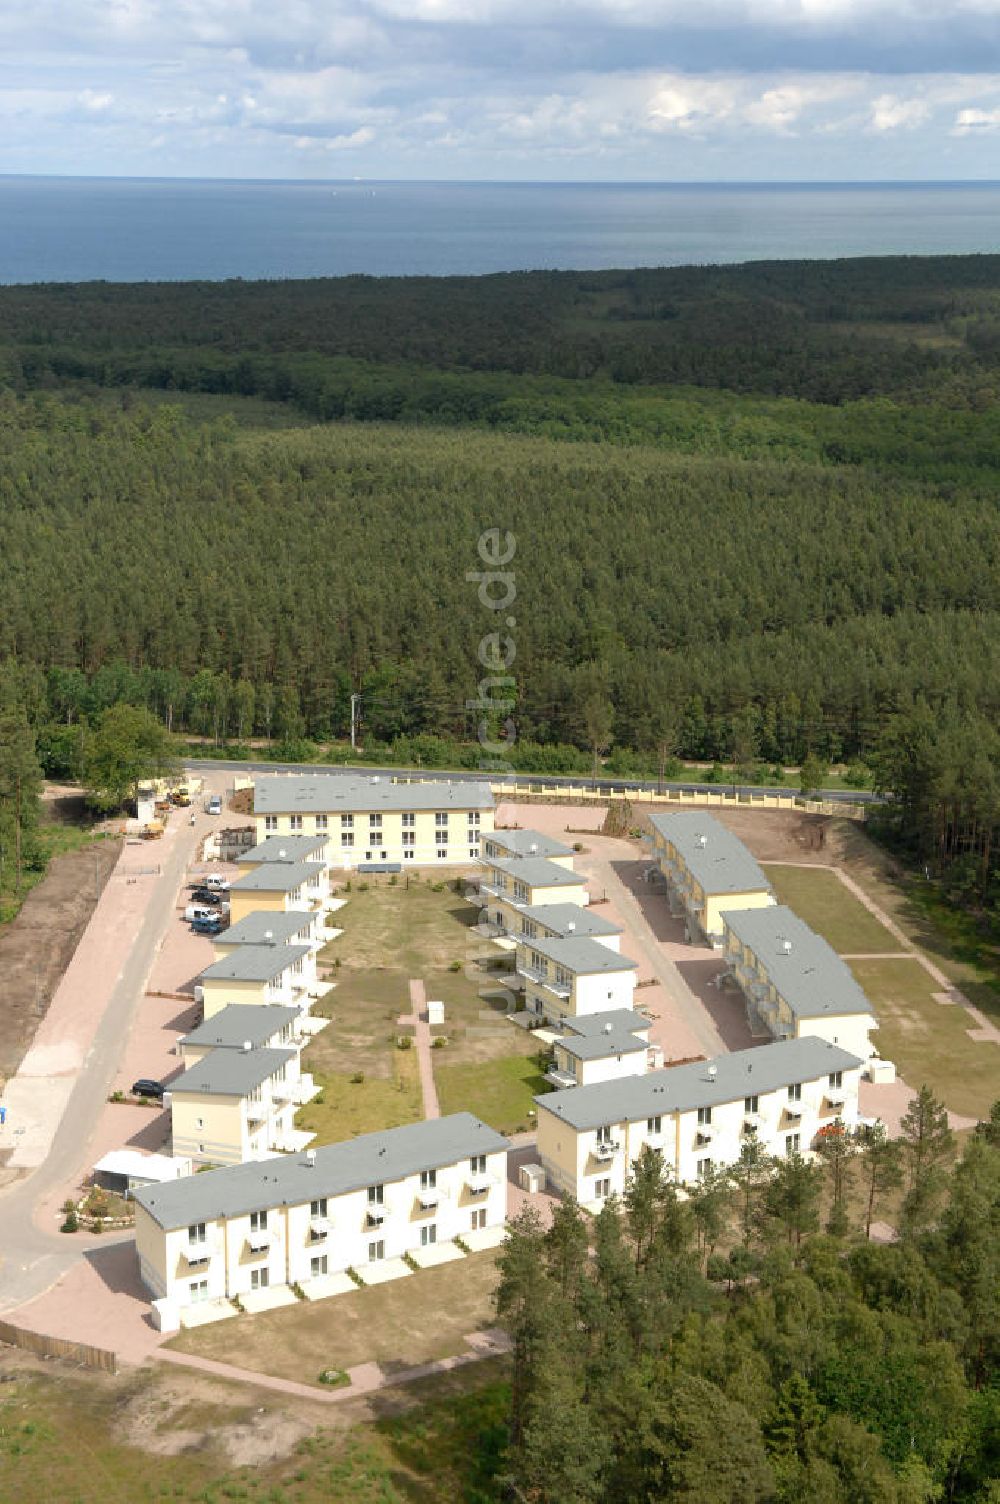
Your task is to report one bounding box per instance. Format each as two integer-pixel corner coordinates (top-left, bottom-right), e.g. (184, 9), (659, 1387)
(247, 1230), (270, 1253)
(309, 1217), (330, 1240)
(784, 1103), (803, 1120)
(246, 1102), (267, 1123)
(825, 1089), (846, 1109)
(366, 1205), (386, 1225)
(743, 1112), (762, 1133)
(417, 1189), (439, 1209)
(467, 1177), (492, 1195)
(515, 964), (572, 1000)
(695, 1125), (715, 1145)
(182, 1247), (210, 1267)
(593, 1140), (619, 1161)
(545, 1067), (578, 1089)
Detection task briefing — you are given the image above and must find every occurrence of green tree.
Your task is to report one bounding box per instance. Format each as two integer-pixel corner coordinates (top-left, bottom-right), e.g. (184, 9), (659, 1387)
(627, 1372), (775, 1504)
(856, 1122), (904, 1239)
(731, 1135), (773, 1249)
(814, 1124), (858, 1237)
(0, 708), (43, 895)
(799, 752), (829, 797)
(899, 1085), (955, 1236)
(81, 703), (178, 812)
(764, 1153), (824, 1252)
(688, 1162), (732, 1264)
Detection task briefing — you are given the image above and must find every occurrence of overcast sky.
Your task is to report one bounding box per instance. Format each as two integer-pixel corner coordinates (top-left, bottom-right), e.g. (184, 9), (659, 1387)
(4, 1), (1000, 180)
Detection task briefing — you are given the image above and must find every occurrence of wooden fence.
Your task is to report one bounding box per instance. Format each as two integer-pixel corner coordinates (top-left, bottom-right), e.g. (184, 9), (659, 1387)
(0, 1318), (118, 1374)
(490, 782), (868, 821)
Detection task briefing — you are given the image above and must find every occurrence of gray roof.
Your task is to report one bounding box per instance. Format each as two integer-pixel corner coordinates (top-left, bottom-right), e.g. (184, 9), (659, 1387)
(239, 835), (329, 864)
(519, 934), (637, 975)
(179, 1005), (300, 1051)
(134, 1112), (510, 1230)
(229, 862), (321, 893)
(723, 905), (876, 1019)
(649, 811), (773, 896)
(562, 1010), (650, 1037)
(200, 944), (311, 984)
(486, 856), (585, 889)
(557, 1030), (647, 1061)
(483, 830), (575, 861)
(520, 903), (622, 939)
(536, 1038), (862, 1130)
(216, 911), (314, 948)
(171, 1047), (297, 1099)
(255, 774), (494, 815)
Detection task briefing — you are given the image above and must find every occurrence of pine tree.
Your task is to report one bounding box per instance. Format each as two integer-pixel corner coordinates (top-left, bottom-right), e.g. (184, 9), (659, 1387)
(899, 1085), (955, 1236)
(856, 1122), (904, 1239)
(0, 708), (43, 895)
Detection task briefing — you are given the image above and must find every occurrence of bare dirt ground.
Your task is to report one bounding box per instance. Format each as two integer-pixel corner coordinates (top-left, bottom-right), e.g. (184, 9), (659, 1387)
(0, 819), (121, 1085)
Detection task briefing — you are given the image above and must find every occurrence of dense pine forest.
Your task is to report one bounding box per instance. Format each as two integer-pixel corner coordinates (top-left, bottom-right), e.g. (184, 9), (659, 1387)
(2, 255), (1000, 904)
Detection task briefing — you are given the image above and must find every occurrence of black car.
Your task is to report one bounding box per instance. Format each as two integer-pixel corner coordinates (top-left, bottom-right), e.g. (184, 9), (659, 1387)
(131, 1078), (164, 1101)
(190, 888), (224, 906)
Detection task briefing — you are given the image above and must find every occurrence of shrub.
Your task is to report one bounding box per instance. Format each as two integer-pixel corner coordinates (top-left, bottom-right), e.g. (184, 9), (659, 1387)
(448, 959), (461, 973)
(108, 1089), (125, 1103)
(388, 873), (398, 886)
(358, 881), (369, 893)
(573, 842), (584, 852)
(396, 1034), (413, 1050)
(350, 1071), (365, 1084)
(432, 1035), (447, 1049)
(344, 879), (352, 892)
(318, 1367), (349, 1388)
(60, 1211), (78, 1234)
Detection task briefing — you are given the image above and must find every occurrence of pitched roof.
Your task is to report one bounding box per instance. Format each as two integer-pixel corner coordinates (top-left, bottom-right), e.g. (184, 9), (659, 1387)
(215, 911), (314, 948)
(254, 774), (494, 814)
(179, 1004), (300, 1051)
(238, 835), (329, 864)
(483, 829), (575, 861)
(536, 1037), (862, 1130)
(134, 1113), (510, 1230)
(229, 862), (321, 893)
(519, 934), (637, 975)
(519, 903), (622, 939)
(648, 811), (773, 896)
(170, 1047), (297, 1098)
(723, 905), (876, 1019)
(199, 944), (311, 984)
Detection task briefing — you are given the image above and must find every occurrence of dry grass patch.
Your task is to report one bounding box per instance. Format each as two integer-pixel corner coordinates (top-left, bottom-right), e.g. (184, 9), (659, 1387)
(763, 864), (901, 954)
(849, 957), (998, 1119)
(166, 1251), (501, 1384)
(425, 967), (535, 1066)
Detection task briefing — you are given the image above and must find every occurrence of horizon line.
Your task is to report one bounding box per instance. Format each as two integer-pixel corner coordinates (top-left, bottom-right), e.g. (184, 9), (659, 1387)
(2, 171), (1000, 189)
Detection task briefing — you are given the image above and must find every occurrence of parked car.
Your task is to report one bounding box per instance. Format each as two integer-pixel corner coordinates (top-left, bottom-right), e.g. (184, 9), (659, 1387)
(206, 795), (222, 815)
(203, 873), (230, 892)
(131, 1078), (164, 1101)
(191, 915), (223, 935)
(190, 888), (224, 906)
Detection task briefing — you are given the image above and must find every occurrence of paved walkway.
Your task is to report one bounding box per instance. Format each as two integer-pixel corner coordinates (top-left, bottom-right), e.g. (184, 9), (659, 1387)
(156, 1325), (510, 1402)
(398, 978), (440, 1120)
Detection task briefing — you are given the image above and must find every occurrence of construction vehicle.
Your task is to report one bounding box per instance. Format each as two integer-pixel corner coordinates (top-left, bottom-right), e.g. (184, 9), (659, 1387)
(141, 820), (165, 841)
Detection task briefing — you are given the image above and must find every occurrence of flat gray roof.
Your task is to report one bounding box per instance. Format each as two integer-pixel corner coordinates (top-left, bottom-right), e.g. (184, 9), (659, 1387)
(562, 1010), (650, 1037)
(171, 1047), (297, 1099)
(519, 934), (637, 975)
(255, 774), (494, 815)
(200, 944), (311, 984)
(486, 856), (584, 888)
(520, 903), (622, 939)
(536, 1037), (862, 1130)
(179, 1005), (300, 1051)
(484, 830), (575, 860)
(239, 835), (328, 864)
(649, 811), (773, 896)
(723, 905), (875, 1019)
(229, 862), (321, 893)
(557, 1030), (647, 1061)
(134, 1113), (510, 1230)
(216, 912), (314, 948)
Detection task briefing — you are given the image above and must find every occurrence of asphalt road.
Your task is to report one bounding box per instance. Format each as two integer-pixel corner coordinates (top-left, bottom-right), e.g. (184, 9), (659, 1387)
(186, 757), (881, 806)
(0, 811), (206, 1314)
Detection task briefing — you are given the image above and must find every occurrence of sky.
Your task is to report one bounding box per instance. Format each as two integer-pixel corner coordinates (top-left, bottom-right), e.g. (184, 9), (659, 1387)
(3, 0), (1000, 180)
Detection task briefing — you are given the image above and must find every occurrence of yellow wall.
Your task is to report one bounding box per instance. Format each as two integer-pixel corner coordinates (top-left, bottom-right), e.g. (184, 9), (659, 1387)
(228, 890), (290, 925)
(705, 888), (774, 936)
(171, 1093), (245, 1165)
(201, 977), (270, 1019)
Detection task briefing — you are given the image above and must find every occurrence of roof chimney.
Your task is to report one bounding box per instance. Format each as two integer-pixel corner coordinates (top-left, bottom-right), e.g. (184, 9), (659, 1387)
(529, 842), (538, 854)
(567, 921), (576, 933)
(305, 1149), (316, 1166)
(243, 1040), (252, 1052)
(278, 848), (287, 860)
(707, 1063), (717, 1080)
(604, 1022), (613, 1034)
(781, 939), (792, 955)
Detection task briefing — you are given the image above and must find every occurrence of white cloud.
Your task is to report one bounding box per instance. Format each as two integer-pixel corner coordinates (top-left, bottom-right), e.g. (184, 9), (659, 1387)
(870, 93), (930, 130)
(953, 105), (1000, 130)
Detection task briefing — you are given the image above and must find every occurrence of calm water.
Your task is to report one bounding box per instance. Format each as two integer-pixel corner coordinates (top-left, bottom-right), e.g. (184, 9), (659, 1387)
(1, 177), (998, 283)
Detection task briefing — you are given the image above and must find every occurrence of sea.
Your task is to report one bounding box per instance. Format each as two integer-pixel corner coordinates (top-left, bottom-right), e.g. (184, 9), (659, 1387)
(0, 177), (998, 283)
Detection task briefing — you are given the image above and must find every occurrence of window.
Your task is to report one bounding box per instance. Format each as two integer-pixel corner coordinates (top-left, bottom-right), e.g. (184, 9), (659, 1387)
(420, 1169), (437, 1189)
(437, 849), (448, 859)
(594, 1178), (611, 1198)
(403, 850), (414, 861)
(696, 1157), (713, 1178)
(190, 1279), (209, 1302)
(310, 1198), (328, 1218)
(289, 815), (303, 832)
(369, 812), (382, 828)
(188, 1223), (206, 1244)
(469, 848), (479, 859)
(829, 1071), (843, 1089)
(196, 1116), (204, 1130)
(310, 1255), (328, 1277)
(368, 1184), (384, 1205)
(435, 829), (448, 845)
(250, 1210), (267, 1232)
(342, 832), (354, 848)
(250, 1267), (269, 1291)
(596, 1126), (614, 1147)
(341, 813), (354, 829)
(368, 1240), (385, 1261)
(788, 1082), (802, 1102)
(785, 1133), (801, 1155)
(402, 830), (415, 846)
(647, 1116), (662, 1134)
(697, 1105), (712, 1125)
(744, 1095), (759, 1114)
(421, 1224), (437, 1247)
(402, 812), (415, 828)
(521, 920), (536, 940)
(513, 882), (528, 902)
(264, 815), (278, 833)
(315, 814), (328, 831)
(435, 812), (449, 827)
(468, 811), (481, 826)
(471, 1208), (487, 1230)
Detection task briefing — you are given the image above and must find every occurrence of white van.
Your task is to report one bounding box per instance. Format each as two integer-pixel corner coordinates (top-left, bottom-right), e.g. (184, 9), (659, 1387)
(203, 873), (230, 891)
(185, 903), (218, 924)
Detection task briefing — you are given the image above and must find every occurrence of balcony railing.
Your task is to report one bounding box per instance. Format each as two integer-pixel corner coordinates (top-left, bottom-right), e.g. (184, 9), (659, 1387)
(593, 1140), (619, 1160)
(545, 1067), (578, 1089)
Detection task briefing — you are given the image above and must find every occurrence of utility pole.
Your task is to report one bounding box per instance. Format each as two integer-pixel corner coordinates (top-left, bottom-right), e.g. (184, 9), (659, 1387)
(350, 693), (360, 751)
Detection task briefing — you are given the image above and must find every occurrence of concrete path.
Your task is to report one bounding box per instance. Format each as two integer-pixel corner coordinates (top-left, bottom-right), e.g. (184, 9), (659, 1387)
(0, 805), (209, 1315)
(155, 1325), (511, 1402)
(398, 978), (440, 1120)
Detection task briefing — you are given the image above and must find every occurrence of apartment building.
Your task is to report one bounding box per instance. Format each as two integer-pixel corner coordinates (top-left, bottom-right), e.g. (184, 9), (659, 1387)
(134, 1113), (510, 1326)
(515, 934), (638, 1023)
(227, 861), (328, 926)
(212, 909), (322, 960)
(535, 1036), (862, 1207)
(546, 1010), (653, 1089)
(198, 943), (315, 1020)
(481, 829), (576, 868)
(237, 833), (332, 869)
(176, 1004), (304, 1068)
(253, 774), (495, 868)
(480, 856), (590, 937)
(169, 1044), (318, 1166)
(499, 901), (622, 952)
(647, 811), (775, 945)
(722, 905), (878, 1059)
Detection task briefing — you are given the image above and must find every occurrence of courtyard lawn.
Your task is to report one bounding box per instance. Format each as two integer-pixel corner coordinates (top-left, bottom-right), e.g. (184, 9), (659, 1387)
(848, 956), (998, 1120)
(434, 1053), (549, 1136)
(424, 966), (536, 1066)
(320, 873), (478, 975)
(763, 863), (902, 955)
(297, 1057), (424, 1142)
(166, 1250), (502, 1385)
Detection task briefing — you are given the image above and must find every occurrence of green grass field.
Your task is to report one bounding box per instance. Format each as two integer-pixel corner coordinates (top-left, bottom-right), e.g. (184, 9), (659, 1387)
(763, 864), (901, 954)
(434, 1054), (549, 1135)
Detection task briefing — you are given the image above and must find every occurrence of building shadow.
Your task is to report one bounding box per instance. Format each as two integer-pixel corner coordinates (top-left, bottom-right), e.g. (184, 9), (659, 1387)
(609, 860), (683, 943)
(672, 959), (761, 1052)
(82, 1239), (147, 1300)
(125, 1110), (172, 1154)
